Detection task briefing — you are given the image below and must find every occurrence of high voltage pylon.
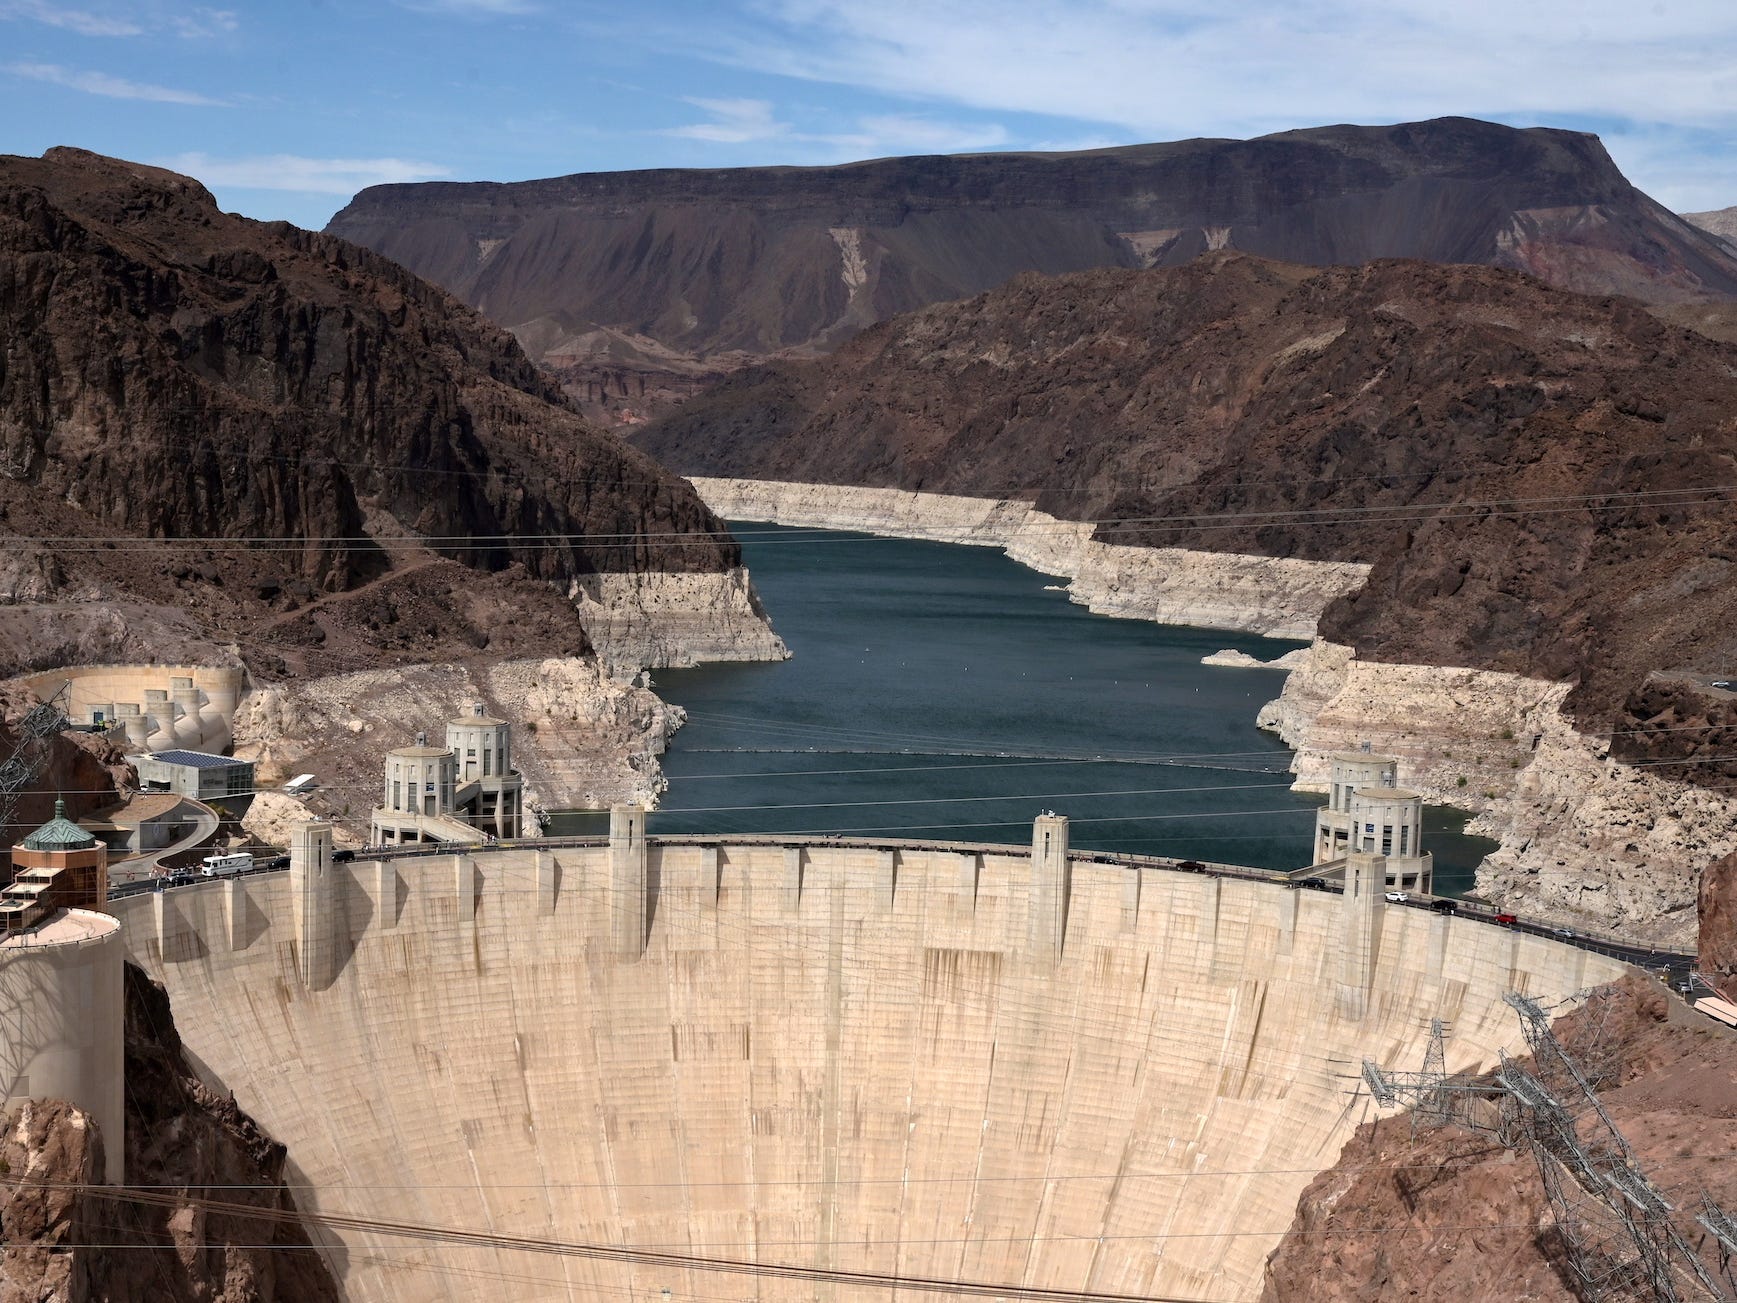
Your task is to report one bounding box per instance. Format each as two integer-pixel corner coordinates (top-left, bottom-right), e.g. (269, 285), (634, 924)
(0, 684), (71, 838)
(1362, 993), (1736, 1303)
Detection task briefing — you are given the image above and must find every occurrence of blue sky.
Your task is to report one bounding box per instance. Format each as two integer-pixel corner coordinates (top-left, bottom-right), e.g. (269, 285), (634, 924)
(4, 0), (1735, 230)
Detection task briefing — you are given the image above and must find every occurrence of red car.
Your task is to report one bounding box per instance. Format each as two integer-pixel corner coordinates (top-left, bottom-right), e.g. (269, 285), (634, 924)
(1494, 913), (1518, 925)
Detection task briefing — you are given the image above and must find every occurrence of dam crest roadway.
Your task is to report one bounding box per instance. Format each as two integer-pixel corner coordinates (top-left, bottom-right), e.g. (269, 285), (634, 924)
(113, 811), (1632, 1302)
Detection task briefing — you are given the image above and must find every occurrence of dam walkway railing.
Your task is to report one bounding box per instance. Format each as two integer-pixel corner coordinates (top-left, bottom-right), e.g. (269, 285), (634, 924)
(105, 831), (1697, 977)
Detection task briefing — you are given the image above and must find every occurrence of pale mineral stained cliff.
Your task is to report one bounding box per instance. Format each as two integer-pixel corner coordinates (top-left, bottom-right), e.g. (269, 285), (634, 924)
(242, 790), (363, 849)
(691, 479), (1729, 942)
(1253, 639), (1556, 802)
(1201, 648), (1310, 669)
(691, 478), (1369, 640)
(232, 657), (682, 827)
(1259, 640), (1735, 945)
(571, 565), (788, 673)
(223, 570), (783, 831)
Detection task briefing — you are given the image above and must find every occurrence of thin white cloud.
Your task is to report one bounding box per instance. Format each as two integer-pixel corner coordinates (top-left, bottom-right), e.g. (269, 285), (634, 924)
(673, 0), (1737, 148)
(0, 0), (141, 36)
(398, 0), (540, 14)
(666, 97), (1010, 158)
(667, 96), (787, 144)
(159, 152), (453, 195)
(170, 8), (237, 38)
(0, 1), (237, 37)
(5, 60), (222, 104)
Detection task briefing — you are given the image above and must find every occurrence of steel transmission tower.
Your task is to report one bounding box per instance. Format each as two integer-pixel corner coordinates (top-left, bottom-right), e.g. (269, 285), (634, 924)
(1361, 992), (1734, 1303)
(0, 684), (71, 841)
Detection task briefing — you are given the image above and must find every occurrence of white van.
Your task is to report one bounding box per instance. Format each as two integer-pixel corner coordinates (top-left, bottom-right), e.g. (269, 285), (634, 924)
(200, 852), (254, 877)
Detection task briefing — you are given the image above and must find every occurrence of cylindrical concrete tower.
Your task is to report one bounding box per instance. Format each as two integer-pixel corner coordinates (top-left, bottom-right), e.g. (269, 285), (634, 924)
(445, 704), (520, 837)
(1315, 753), (1400, 864)
(1348, 787), (1423, 861)
(382, 738), (457, 818)
(114, 703), (149, 751)
(142, 689), (174, 748)
(1327, 754), (1397, 814)
(0, 909), (125, 1182)
(446, 704), (509, 784)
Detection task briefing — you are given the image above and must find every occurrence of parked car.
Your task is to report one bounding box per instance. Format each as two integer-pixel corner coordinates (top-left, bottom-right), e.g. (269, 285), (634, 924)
(1176, 860), (1207, 873)
(1384, 891), (1409, 903)
(1494, 912), (1519, 925)
(1300, 877), (1330, 891)
(1430, 898), (1457, 914)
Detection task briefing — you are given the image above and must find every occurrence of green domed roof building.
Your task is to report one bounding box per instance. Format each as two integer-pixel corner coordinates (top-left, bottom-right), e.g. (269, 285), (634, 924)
(19, 799), (99, 852)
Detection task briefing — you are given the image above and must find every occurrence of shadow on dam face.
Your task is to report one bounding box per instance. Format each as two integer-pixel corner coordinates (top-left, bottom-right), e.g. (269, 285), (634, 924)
(114, 843), (1625, 1303)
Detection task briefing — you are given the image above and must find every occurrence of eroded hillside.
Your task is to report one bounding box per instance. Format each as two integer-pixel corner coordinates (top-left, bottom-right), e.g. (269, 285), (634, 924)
(0, 146), (744, 681)
(638, 253), (1737, 784)
(327, 118), (1737, 425)
(1260, 975), (1737, 1301)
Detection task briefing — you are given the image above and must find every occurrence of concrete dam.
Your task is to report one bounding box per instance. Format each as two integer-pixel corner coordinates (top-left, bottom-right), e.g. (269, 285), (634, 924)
(111, 817), (1626, 1303)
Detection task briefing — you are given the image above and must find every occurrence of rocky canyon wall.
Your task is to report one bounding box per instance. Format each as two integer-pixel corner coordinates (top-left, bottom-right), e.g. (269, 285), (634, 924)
(692, 478), (1369, 640)
(232, 656), (687, 831)
(571, 565), (788, 673)
(1259, 640), (1734, 945)
(696, 478), (1734, 945)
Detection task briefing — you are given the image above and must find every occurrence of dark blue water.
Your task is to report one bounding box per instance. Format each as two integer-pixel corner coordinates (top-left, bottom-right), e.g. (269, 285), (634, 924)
(554, 526), (1493, 886)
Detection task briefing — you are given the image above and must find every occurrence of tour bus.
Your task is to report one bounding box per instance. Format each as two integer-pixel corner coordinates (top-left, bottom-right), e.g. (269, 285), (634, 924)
(200, 851), (254, 877)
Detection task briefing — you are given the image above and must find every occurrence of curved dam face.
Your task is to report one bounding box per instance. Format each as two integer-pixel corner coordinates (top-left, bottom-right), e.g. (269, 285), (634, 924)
(113, 839), (1625, 1302)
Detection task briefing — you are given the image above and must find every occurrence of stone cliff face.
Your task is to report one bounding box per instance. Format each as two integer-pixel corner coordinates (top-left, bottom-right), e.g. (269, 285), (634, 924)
(642, 254), (1737, 777)
(328, 117), (1737, 421)
(1701, 851), (1737, 1000)
(0, 147), (781, 691)
(1685, 205), (1737, 253)
(0, 965), (339, 1302)
(0, 147), (735, 591)
(1259, 641), (1734, 943)
(1259, 975), (1737, 1301)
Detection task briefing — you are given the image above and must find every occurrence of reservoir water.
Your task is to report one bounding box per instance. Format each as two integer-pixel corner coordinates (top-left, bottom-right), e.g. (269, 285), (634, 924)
(557, 525), (1495, 890)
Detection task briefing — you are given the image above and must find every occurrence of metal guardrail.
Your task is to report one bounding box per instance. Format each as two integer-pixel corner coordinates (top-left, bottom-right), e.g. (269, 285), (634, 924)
(102, 833), (1700, 970)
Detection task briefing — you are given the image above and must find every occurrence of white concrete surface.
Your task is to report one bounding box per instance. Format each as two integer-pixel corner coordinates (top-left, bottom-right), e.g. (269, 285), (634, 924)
(0, 909), (125, 1183)
(113, 838), (1627, 1302)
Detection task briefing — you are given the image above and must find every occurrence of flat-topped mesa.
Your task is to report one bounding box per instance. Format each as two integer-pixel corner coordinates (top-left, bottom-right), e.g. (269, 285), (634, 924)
(328, 116), (1737, 382)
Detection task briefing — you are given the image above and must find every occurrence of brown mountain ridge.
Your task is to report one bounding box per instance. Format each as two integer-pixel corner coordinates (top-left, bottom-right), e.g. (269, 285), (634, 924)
(327, 117), (1737, 425)
(0, 147), (740, 679)
(636, 253), (1737, 781)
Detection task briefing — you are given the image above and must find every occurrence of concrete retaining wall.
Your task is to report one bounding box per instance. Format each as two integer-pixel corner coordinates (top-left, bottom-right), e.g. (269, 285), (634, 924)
(113, 837), (1626, 1303)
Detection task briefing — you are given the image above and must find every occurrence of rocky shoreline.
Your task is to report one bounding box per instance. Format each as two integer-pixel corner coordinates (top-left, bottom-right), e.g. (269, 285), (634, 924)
(1260, 641), (1729, 945)
(227, 569), (788, 838)
(689, 477), (1730, 944)
(692, 478), (1369, 640)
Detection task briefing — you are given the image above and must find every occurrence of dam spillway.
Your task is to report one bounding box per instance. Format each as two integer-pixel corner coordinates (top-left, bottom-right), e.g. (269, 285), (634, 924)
(111, 830), (1626, 1302)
